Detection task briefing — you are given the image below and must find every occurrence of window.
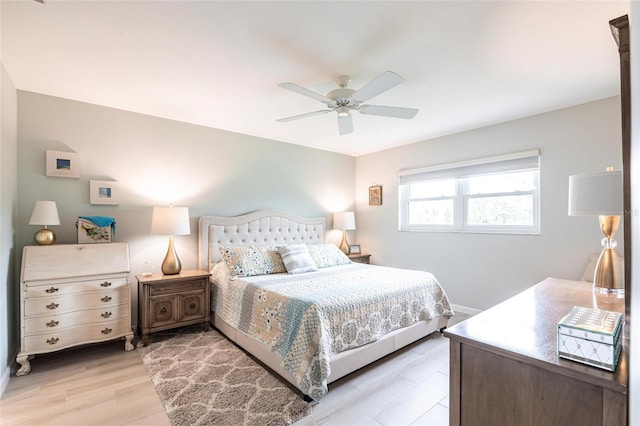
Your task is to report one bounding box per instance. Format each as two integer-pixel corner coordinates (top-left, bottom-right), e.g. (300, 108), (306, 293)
(398, 150), (540, 234)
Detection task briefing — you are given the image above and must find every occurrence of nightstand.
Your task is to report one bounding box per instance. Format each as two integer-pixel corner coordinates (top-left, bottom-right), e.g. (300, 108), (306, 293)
(137, 270), (211, 346)
(348, 253), (371, 264)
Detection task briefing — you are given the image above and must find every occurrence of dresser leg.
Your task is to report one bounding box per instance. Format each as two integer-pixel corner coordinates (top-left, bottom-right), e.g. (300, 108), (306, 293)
(203, 321), (210, 332)
(124, 333), (134, 351)
(142, 334), (149, 347)
(16, 354), (31, 376)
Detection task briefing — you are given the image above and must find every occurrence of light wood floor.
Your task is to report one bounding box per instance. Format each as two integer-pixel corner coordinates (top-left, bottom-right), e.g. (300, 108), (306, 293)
(0, 314), (469, 426)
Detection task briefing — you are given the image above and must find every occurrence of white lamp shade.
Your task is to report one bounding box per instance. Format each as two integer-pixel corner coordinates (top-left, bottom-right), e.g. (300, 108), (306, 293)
(568, 170), (623, 216)
(333, 211), (356, 230)
(29, 201), (60, 226)
(151, 206), (191, 235)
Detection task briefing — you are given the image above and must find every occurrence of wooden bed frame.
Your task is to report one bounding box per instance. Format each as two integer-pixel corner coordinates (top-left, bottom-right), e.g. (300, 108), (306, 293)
(198, 209), (448, 395)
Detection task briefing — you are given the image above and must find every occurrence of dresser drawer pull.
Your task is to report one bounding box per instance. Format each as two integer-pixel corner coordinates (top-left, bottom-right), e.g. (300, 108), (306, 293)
(189, 303), (196, 309)
(160, 307), (167, 314)
(46, 320), (59, 328)
(100, 281), (112, 287)
(46, 303), (59, 310)
(101, 311), (112, 318)
(45, 287), (59, 293)
(46, 337), (59, 345)
(101, 328), (112, 335)
(101, 296), (112, 302)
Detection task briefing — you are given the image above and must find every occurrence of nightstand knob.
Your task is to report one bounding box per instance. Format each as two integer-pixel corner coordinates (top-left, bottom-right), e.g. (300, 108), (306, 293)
(189, 303), (196, 309)
(101, 328), (112, 335)
(46, 303), (59, 310)
(46, 320), (59, 328)
(160, 307), (167, 314)
(45, 287), (59, 293)
(100, 281), (112, 287)
(101, 296), (112, 302)
(46, 337), (59, 345)
(101, 311), (112, 318)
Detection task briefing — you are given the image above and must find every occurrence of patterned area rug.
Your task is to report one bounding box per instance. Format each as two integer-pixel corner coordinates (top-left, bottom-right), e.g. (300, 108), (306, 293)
(139, 326), (312, 426)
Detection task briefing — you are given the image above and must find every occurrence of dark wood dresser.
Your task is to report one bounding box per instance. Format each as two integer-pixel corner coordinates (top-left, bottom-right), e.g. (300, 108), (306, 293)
(444, 278), (627, 426)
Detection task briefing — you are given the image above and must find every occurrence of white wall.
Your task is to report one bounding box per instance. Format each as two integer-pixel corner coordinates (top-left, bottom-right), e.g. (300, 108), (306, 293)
(16, 91), (355, 327)
(356, 97), (622, 311)
(0, 63), (18, 395)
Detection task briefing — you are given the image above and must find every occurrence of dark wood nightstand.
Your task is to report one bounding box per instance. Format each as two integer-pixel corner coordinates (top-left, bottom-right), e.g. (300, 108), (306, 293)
(348, 253), (371, 264)
(137, 270), (211, 346)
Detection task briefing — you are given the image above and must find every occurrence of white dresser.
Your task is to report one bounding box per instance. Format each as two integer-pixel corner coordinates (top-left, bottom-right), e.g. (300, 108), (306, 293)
(16, 243), (134, 376)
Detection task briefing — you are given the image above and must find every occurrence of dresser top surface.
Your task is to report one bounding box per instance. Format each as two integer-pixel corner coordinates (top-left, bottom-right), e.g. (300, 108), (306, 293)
(445, 277), (627, 391)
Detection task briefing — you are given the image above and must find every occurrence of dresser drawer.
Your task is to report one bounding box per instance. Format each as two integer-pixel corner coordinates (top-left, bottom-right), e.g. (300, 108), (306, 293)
(149, 278), (205, 296)
(25, 277), (128, 297)
(23, 317), (131, 355)
(24, 303), (129, 334)
(24, 286), (129, 317)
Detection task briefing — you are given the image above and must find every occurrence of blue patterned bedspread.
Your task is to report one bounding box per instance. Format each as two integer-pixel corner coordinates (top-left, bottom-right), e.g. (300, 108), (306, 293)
(211, 263), (454, 400)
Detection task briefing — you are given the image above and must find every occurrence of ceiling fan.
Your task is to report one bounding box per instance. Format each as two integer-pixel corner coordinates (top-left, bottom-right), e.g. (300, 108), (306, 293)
(277, 71), (418, 135)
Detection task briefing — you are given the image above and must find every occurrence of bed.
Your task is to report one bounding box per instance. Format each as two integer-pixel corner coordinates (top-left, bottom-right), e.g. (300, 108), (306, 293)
(198, 209), (453, 400)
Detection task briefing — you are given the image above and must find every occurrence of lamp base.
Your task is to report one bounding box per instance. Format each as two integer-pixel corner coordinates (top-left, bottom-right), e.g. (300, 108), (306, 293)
(34, 228), (56, 245)
(339, 230), (350, 254)
(593, 247), (624, 295)
(161, 235), (182, 275)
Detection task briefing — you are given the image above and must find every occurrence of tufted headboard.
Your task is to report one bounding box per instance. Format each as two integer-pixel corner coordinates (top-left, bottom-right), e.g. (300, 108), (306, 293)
(198, 209), (326, 271)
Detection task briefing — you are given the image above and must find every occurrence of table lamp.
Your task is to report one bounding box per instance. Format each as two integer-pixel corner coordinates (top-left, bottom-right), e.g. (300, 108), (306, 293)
(334, 211), (356, 254)
(151, 206), (190, 275)
(29, 200), (60, 245)
(568, 167), (623, 294)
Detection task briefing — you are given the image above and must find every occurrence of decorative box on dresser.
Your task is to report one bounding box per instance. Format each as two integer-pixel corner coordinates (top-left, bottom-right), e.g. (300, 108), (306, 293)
(17, 243), (134, 376)
(444, 278), (627, 426)
(137, 270), (211, 346)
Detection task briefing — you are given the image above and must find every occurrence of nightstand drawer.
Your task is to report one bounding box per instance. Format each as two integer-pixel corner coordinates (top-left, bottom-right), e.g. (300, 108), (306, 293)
(149, 279), (205, 296)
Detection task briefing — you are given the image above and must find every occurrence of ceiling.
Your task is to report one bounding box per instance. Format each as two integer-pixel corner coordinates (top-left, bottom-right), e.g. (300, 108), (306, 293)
(1, 1), (630, 157)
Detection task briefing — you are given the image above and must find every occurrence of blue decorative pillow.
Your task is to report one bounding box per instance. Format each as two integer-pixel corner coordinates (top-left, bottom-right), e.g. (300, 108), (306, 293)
(278, 244), (318, 274)
(307, 244), (351, 268)
(219, 245), (286, 277)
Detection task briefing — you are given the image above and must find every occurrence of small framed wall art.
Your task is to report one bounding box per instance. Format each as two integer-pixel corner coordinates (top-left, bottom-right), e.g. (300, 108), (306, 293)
(369, 185), (382, 206)
(46, 150), (81, 178)
(90, 180), (119, 205)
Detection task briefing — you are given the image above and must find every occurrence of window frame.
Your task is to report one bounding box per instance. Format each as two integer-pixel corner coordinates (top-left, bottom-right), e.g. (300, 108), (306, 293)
(398, 150), (541, 235)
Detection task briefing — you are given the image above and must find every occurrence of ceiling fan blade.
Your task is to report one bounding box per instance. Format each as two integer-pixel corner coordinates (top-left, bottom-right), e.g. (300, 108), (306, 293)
(276, 110), (330, 122)
(359, 104), (418, 119)
(279, 83), (333, 104)
(350, 71), (404, 104)
(338, 114), (353, 135)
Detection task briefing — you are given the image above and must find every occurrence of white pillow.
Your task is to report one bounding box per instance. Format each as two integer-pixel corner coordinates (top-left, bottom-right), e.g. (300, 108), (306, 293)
(278, 244), (318, 274)
(308, 244), (351, 268)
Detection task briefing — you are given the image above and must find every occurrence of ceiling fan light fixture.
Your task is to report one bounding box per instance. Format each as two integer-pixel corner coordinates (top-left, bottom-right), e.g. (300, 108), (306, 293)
(337, 106), (351, 117)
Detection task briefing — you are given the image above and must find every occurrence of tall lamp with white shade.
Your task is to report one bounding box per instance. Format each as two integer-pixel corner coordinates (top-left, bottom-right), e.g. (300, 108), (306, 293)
(151, 206), (191, 275)
(29, 200), (60, 245)
(568, 168), (623, 294)
(334, 211), (356, 254)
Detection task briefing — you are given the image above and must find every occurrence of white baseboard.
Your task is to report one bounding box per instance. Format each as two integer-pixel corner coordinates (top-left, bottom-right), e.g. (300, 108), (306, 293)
(451, 303), (482, 316)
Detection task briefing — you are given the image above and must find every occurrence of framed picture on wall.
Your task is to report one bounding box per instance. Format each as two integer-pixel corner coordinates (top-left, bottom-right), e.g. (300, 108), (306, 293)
(369, 185), (382, 206)
(90, 180), (118, 205)
(46, 150), (80, 178)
